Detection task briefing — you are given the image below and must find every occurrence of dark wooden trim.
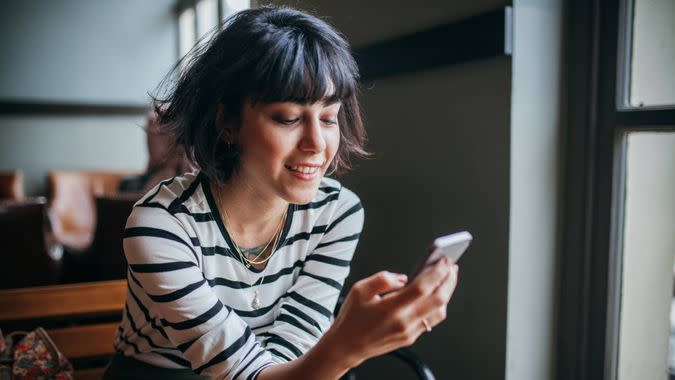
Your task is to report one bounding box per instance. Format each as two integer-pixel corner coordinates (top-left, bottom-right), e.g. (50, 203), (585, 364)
(354, 7), (512, 82)
(616, 108), (675, 127)
(588, 0), (624, 378)
(0, 101), (148, 116)
(556, 0), (599, 378)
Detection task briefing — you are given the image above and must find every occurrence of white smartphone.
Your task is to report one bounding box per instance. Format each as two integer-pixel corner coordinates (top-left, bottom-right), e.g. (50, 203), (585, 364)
(411, 231), (473, 279)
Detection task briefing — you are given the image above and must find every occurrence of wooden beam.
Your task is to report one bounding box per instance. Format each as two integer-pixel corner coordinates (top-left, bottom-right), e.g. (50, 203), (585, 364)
(354, 7), (512, 81)
(0, 100), (147, 116)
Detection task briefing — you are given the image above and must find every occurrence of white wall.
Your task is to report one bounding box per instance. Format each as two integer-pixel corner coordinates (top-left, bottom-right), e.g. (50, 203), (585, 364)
(0, 0), (176, 104)
(0, 115), (147, 195)
(0, 0), (177, 195)
(506, 1), (563, 379)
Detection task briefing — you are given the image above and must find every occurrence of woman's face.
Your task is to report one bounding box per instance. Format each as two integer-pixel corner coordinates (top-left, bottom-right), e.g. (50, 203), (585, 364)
(232, 100), (341, 205)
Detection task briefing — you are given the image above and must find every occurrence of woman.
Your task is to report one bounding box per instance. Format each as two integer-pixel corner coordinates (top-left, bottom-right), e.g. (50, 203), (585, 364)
(104, 6), (459, 380)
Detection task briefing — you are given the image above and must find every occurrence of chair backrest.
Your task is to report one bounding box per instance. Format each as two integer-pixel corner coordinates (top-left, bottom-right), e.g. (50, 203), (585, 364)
(0, 198), (61, 289)
(47, 170), (135, 250)
(0, 280), (127, 380)
(90, 194), (139, 281)
(0, 170), (24, 200)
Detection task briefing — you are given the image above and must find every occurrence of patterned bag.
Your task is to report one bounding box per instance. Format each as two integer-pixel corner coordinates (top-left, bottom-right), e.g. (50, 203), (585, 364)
(0, 328), (73, 380)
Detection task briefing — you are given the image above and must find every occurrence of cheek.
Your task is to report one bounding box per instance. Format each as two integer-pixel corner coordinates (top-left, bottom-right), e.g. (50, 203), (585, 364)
(247, 133), (291, 167)
(327, 130), (341, 159)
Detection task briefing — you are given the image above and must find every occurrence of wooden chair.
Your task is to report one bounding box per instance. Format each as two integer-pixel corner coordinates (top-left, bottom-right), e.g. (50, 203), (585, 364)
(0, 170), (24, 200)
(89, 194), (139, 281)
(46, 171), (135, 251)
(0, 280), (127, 380)
(0, 198), (61, 289)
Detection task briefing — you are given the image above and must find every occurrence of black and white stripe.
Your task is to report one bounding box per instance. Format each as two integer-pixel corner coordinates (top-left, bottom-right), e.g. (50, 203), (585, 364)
(116, 171), (364, 378)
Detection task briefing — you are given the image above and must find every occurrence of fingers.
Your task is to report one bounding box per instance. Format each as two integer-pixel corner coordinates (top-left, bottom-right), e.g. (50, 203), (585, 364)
(436, 264), (459, 304)
(352, 271), (408, 301)
(418, 264), (459, 330)
(394, 257), (453, 306)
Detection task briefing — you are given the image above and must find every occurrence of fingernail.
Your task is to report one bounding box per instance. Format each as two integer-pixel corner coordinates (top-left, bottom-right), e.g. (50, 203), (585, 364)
(397, 274), (408, 283)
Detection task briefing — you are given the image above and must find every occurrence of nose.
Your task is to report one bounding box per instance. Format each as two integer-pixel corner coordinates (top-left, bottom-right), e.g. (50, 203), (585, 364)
(299, 117), (326, 153)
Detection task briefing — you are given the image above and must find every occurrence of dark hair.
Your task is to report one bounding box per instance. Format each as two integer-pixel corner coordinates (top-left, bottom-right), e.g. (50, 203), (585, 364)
(153, 6), (369, 183)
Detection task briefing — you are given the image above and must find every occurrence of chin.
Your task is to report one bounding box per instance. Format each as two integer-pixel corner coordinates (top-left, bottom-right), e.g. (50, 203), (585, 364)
(282, 183), (321, 205)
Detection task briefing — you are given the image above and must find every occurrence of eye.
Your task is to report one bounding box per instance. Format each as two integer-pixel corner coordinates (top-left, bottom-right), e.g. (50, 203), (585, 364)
(273, 117), (300, 126)
(322, 119), (338, 126)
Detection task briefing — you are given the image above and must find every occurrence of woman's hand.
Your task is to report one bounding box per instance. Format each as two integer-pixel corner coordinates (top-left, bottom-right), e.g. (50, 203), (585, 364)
(327, 257), (459, 368)
(258, 259), (459, 380)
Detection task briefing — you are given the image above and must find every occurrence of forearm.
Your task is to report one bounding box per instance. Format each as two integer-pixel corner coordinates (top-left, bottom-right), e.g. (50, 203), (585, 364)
(257, 327), (359, 380)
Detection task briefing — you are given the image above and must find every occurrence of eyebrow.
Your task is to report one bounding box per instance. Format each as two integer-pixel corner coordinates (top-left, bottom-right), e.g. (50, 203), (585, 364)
(322, 98), (341, 106)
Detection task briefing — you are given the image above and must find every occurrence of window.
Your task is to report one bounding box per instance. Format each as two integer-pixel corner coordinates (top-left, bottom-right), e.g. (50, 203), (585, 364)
(613, 1), (675, 378)
(176, 0), (251, 60)
(617, 131), (675, 379)
(559, 0), (675, 379)
(626, 0), (675, 108)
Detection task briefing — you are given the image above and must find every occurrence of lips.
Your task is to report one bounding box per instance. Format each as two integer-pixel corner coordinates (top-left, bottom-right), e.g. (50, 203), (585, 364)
(284, 162), (325, 177)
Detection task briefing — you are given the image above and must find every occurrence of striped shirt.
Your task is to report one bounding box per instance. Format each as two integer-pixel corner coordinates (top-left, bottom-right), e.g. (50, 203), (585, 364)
(114, 171), (364, 380)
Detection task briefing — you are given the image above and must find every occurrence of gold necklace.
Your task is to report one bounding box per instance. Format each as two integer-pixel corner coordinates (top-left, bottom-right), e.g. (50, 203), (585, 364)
(243, 217), (285, 309)
(221, 205), (286, 267)
(230, 219), (277, 267)
(214, 183), (287, 309)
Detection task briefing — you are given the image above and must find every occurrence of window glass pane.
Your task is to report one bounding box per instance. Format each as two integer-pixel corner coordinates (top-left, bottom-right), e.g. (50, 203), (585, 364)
(629, 0), (675, 107)
(618, 131), (675, 379)
(222, 0), (250, 17)
(178, 8), (196, 59)
(196, 0), (218, 40)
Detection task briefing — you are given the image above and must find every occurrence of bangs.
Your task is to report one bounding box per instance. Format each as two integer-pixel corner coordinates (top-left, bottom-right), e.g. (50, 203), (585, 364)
(247, 30), (358, 105)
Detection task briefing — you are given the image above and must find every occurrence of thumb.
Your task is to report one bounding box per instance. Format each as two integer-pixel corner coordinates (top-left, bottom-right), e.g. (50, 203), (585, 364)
(356, 271), (408, 299)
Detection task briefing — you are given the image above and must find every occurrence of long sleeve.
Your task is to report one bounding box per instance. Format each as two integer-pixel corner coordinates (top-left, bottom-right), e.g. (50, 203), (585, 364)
(261, 187), (364, 362)
(123, 205), (275, 379)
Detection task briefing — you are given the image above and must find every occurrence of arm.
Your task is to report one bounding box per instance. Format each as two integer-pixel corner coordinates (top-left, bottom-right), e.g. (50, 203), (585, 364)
(258, 250), (459, 380)
(257, 265), (455, 380)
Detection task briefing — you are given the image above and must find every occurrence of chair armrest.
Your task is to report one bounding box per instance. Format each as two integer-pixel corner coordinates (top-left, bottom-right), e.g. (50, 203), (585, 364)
(334, 295), (436, 379)
(387, 348), (436, 380)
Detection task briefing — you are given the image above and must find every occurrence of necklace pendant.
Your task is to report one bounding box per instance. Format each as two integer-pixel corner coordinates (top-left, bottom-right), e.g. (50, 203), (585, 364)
(251, 289), (262, 309)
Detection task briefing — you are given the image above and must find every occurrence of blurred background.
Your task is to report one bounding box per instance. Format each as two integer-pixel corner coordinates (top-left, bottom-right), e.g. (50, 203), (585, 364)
(0, 0), (672, 379)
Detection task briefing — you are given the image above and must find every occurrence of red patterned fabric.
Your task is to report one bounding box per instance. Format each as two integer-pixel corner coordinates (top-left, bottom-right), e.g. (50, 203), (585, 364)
(1, 328), (73, 380)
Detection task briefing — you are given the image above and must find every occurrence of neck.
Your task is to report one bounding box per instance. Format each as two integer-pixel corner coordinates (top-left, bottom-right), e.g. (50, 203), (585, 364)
(211, 175), (288, 247)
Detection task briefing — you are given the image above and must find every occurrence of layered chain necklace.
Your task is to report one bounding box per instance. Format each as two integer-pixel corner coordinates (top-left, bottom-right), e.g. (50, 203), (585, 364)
(215, 184), (287, 309)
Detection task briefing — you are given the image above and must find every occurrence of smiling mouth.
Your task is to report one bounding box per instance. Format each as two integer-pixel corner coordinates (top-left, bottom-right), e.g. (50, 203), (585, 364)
(285, 164), (322, 174)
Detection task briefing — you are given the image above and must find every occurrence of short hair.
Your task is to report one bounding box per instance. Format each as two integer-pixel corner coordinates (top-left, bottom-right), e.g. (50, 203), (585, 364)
(153, 6), (369, 183)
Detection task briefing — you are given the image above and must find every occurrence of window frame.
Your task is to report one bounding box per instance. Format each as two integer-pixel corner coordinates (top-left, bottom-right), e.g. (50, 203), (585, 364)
(175, 0), (225, 60)
(558, 0), (675, 379)
(174, 0), (254, 60)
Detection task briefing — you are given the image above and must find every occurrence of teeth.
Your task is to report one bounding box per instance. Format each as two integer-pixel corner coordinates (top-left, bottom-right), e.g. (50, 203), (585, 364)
(288, 165), (319, 174)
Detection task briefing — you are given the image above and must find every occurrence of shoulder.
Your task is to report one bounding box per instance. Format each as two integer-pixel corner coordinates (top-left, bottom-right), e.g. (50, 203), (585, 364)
(133, 170), (208, 210)
(293, 177), (364, 234)
(306, 177), (362, 211)
(127, 170), (209, 227)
